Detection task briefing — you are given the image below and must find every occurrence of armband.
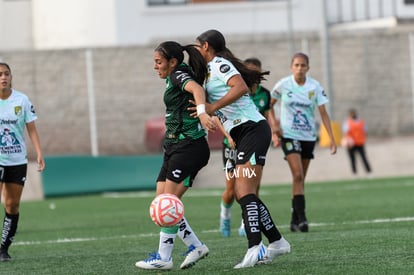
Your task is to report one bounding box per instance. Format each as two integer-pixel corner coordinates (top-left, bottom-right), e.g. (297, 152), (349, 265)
(196, 104), (206, 116)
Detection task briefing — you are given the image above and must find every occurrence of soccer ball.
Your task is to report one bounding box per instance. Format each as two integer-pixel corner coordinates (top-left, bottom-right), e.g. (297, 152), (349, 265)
(149, 193), (184, 227)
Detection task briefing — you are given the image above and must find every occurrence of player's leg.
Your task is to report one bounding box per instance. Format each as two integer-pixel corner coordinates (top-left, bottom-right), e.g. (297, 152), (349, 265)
(0, 165), (26, 262)
(220, 146), (236, 237)
(174, 137), (210, 269)
(234, 121), (289, 268)
(285, 152), (305, 232)
(357, 146), (372, 175)
(135, 180), (179, 270)
(1, 182), (23, 262)
(348, 147), (357, 175)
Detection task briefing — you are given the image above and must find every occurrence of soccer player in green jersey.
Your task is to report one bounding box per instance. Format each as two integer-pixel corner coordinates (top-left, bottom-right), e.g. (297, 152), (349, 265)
(135, 41), (216, 271)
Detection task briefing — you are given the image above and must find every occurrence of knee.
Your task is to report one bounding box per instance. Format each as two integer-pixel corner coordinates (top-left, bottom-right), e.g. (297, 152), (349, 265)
(292, 171), (304, 184)
(4, 200), (20, 215)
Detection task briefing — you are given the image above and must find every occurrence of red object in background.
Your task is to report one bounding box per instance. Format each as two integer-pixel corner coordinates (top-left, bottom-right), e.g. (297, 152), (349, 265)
(145, 116), (224, 152)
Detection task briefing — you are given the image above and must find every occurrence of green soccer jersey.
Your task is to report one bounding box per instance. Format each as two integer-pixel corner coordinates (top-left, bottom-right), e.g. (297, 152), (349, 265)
(163, 64), (206, 144)
(249, 85), (271, 116)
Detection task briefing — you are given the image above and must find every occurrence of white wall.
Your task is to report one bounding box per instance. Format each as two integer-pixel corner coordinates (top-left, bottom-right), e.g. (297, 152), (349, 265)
(31, 0), (324, 50)
(0, 0), (32, 51)
(32, 0), (118, 49)
(2, 0), (414, 51)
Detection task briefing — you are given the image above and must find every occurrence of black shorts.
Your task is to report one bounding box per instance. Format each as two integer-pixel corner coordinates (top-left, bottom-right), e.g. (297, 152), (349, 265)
(0, 164), (28, 185)
(230, 120), (271, 166)
(157, 137), (210, 187)
(280, 138), (316, 159)
(221, 143), (236, 171)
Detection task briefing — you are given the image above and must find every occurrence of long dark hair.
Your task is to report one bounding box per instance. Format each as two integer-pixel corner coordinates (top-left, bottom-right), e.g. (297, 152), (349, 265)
(155, 41), (207, 85)
(196, 29), (267, 87)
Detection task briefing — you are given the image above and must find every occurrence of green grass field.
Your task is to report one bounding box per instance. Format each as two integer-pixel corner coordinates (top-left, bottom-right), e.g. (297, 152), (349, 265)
(1, 176), (413, 274)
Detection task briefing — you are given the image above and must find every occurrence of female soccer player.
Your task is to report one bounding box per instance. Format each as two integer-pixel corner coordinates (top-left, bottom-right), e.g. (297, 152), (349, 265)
(195, 29), (290, 269)
(270, 52), (337, 233)
(219, 57), (277, 238)
(135, 41), (216, 270)
(0, 62), (45, 262)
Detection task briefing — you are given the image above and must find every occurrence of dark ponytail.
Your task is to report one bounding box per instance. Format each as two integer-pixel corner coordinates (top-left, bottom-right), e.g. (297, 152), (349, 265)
(155, 41), (206, 85)
(197, 29), (267, 87)
(183, 45), (207, 85)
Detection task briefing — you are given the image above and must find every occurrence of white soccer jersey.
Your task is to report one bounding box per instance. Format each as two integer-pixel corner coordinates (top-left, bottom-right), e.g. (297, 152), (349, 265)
(205, 56), (264, 133)
(0, 89), (37, 165)
(271, 75), (329, 141)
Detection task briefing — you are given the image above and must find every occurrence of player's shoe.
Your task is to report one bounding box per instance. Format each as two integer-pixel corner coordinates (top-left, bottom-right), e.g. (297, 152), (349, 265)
(234, 241), (265, 269)
(0, 250), (11, 262)
(290, 221), (300, 232)
(220, 217), (231, 237)
(135, 252), (173, 270)
(291, 216), (309, 232)
(238, 225), (246, 237)
(180, 244), (209, 269)
(298, 220), (309, 232)
(260, 237), (290, 263)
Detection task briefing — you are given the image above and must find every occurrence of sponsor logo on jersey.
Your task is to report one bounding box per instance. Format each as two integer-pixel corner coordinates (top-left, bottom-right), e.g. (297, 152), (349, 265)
(219, 64), (230, 73)
(233, 119), (241, 125)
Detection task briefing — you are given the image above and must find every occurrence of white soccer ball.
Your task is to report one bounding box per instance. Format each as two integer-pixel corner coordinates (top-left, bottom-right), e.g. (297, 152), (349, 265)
(149, 193), (184, 227)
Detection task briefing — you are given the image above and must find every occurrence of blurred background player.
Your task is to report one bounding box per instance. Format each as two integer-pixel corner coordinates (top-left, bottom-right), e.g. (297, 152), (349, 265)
(270, 53), (337, 233)
(342, 108), (372, 177)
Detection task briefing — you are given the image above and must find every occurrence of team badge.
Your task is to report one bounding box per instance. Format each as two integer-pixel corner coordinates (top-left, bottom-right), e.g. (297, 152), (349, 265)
(14, 106), (22, 116)
(308, 91), (315, 100)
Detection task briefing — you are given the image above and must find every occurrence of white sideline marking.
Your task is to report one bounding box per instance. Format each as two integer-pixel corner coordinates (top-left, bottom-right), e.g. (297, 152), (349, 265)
(14, 216), (414, 246)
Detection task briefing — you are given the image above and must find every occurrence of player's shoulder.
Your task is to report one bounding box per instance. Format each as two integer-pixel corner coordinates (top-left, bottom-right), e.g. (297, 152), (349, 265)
(209, 56), (234, 71)
(11, 89), (29, 100)
(306, 76), (322, 87)
(170, 64), (193, 82)
(274, 75), (291, 89)
(260, 85), (271, 93)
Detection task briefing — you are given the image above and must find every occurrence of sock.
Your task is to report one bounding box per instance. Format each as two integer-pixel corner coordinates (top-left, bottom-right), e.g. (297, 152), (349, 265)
(293, 195), (306, 221)
(177, 217), (202, 248)
(291, 198), (298, 224)
(220, 201), (232, 219)
(239, 194), (262, 248)
(240, 219), (244, 229)
(1, 212), (19, 252)
(158, 226), (178, 261)
(257, 198), (282, 243)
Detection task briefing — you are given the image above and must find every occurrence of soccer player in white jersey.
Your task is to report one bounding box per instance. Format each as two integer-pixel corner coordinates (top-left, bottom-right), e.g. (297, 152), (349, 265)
(0, 62), (45, 262)
(195, 29), (290, 269)
(270, 53), (337, 233)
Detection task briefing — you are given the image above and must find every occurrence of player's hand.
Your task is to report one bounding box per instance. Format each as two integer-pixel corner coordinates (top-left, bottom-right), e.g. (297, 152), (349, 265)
(330, 142), (337, 155)
(271, 133), (280, 147)
(198, 113), (217, 131)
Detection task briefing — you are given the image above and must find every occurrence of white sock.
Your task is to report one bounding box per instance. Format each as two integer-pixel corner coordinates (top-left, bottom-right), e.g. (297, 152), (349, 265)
(240, 219), (244, 229)
(158, 231), (177, 261)
(220, 201), (232, 219)
(177, 217), (202, 248)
